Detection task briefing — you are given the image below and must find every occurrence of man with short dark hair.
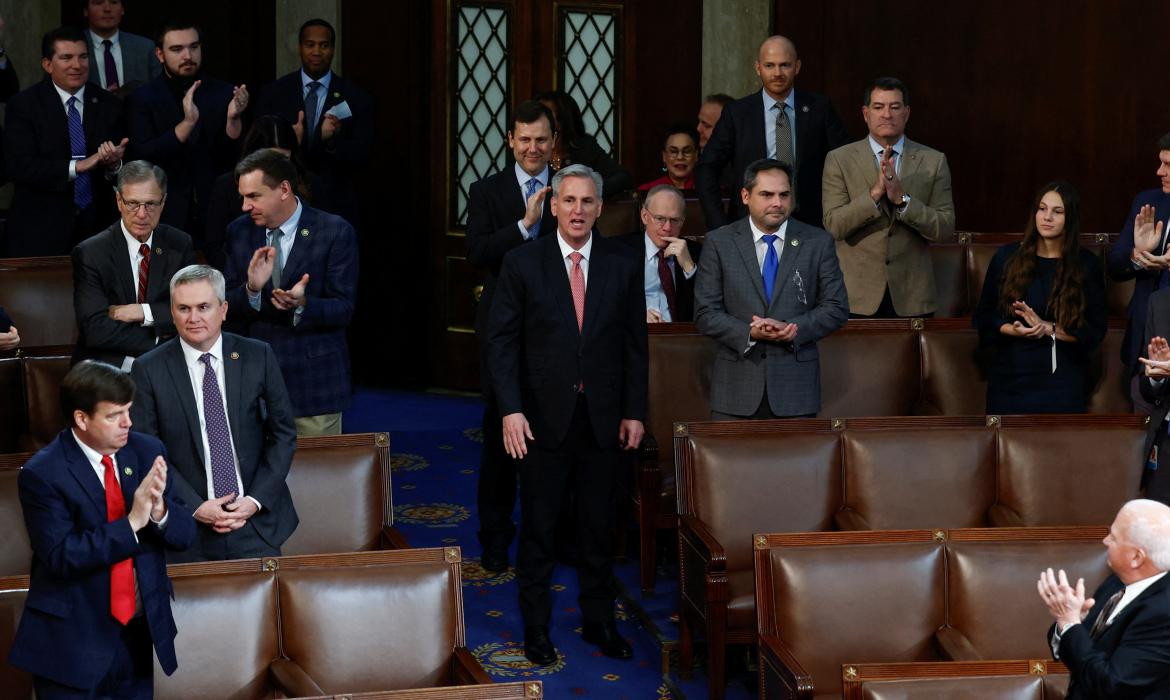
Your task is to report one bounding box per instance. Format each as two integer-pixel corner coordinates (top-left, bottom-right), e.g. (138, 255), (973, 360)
(255, 18), (374, 229)
(696, 93), (732, 151)
(3, 26), (126, 257)
(131, 264), (299, 562)
(617, 184), (701, 322)
(125, 22), (248, 238)
(73, 160), (197, 368)
(223, 149), (358, 436)
(466, 99), (559, 573)
(83, 0), (159, 95)
(822, 76), (955, 318)
(9, 360), (195, 698)
(695, 158), (848, 419)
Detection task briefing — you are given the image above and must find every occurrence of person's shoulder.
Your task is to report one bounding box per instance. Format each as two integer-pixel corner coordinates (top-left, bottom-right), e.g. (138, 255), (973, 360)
(826, 137), (869, 159)
(301, 205), (355, 236)
(330, 73), (372, 101)
(119, 31), (154, 51)
(994, 240), (1022, 259)
(223, 331), (270, 355)
(155, 224), (194, 246)
(473, 168), (511, 192)
(905, 138), (946, 159)
(74, 223), (120, 254)
(7, 79), (52, 110)
(126, 75), (167, 103)
(788, 218), (833, 243)
(21, 432), (72, 475)
(126, 430), (164, 455)
(134, 336), (180, 369)
(1134, 188), (1169, 207)
(794, 89), (834, 109)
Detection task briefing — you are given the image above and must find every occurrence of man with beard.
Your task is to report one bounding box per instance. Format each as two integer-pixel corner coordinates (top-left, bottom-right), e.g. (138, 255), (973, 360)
(125, 21), (247, 243)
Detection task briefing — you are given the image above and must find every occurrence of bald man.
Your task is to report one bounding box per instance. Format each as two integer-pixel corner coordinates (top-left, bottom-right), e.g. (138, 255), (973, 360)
(1038, 499), (1170, 698)
(696, 35), (848, 232)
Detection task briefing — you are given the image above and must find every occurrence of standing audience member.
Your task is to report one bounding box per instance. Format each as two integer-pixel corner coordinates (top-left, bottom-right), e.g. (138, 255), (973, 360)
(126, 21), (247, 241)
(618, 184), (701, 322)
(696, 93), (732, 151)
(1038, 499), (1170, 698)
(0, 305), (17, 349)
(974, 182), (1106, 414)
(0, 13), (19, 102)
(73, 160), (197, 368)
(488, 164), (647, 665)
(696, 36), (848, 230)
(9, 360), (195, 698)
(223, 149), (358, 436)
(131, 264), (299, 562)
(1136, 287), (1170, 504)
(466, 99), (558, 573)
(694, 158), (848, 419)
(83, 0), (160, 95)
(4, 26), (126, 257)
(537, 89), (633, 198)
(255, 18), (373, 230)
(822, 76), (955, 317)
(637, 124), (700, 192)
(1107, 132), (1170, 414)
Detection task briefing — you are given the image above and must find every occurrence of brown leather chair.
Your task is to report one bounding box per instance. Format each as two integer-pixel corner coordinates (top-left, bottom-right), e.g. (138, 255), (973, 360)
(289, 682), (543, 699)
(930, 241), (970, 317)
(0, 456), (33, 577)
(917, 321), (987, 415)
(0, 257), (77, 348)
(675, 419), (841, 700)
(19, 355), (71, 452)
(966, 241), (1002, 313)
(596, 192), (640, 237)
(681, 197), (710, 241)
(818, 322), (921, 418)
(0, 357), (25, 453)
(1106, 276), (1135, 320)
(0, 579), (31, 699)
(840, 660), (1066, 700)
(989, 415), (1146, 526)
(1086, 323), (1130, 414)
(282, 432), (407, 555)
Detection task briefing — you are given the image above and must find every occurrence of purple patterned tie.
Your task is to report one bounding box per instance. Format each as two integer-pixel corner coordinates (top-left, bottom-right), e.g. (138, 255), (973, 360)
(67, 96), (92, 209)
(102, 39), (119, 90)
(199, 353), (238, 501)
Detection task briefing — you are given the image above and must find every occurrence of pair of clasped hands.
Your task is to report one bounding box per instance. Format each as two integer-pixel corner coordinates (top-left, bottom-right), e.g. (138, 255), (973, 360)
(1003, 300), (1056, 340)
(126, 456), (168, 532)
(750, 315), (797, 342)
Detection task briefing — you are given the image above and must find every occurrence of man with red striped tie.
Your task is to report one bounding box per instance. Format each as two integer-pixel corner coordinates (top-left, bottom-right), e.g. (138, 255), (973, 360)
(9, 360), (195, 698)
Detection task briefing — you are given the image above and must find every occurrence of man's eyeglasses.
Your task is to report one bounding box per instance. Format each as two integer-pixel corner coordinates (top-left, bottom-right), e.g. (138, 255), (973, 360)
(121, 198), (165, 214)
(666, 147), (697, 159)
(649, 214), (684, 228)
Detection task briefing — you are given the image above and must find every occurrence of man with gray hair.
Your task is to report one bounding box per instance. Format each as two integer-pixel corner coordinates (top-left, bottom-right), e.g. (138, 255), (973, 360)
(130, 264), (298, 562)
(488, 163), (648, 665)
(1038, 499), (1170, 697)
(616, 183), (702, 322)
(72, 159), (196, 368)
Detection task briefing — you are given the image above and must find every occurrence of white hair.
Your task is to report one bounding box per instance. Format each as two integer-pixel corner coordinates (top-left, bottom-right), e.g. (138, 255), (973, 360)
(1121, 499), (1170, 570)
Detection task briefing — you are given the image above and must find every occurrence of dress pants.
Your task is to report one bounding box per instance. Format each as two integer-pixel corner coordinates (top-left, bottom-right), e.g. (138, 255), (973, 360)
(167, 518), (279, 563)
(518, 393), (618, 627)
(33, 616), (153, 699)
(477, 392), (518, 555)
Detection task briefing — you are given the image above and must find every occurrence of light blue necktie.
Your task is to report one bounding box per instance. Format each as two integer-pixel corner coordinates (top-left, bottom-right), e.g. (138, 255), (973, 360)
(762, 234), (779, 303)
(524, 178), (542, 238)
(67, 97), (92, 209)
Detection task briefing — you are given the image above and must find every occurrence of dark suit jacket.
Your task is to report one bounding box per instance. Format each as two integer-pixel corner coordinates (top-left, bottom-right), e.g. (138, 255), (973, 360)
(129, 333), (299, 551)
(254, 70), (374, 226)
(1140, 289), (1170, 464)
(3, 80), (124, 257)
(223, 204), (358, 416)
(85, 30), (161, 95)
(696, 89), (849, 231)
(71, 223), (197, 366)
(614, 231), (702, 322)
(9, 430), (195, 689)
(1109, 189), (1170, 375)
(125, 75), (239, 231)
(1052, 572), (1170, 698)
(694, 217), (849, 416)
(487, 232), (648, 449)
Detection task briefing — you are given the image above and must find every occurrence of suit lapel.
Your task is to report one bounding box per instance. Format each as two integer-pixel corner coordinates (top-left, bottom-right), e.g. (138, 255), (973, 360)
(164, 340), (206, 464)
(114, 442), (143, 511)
(899, 140), (925, 194)
(105, 226), (136, 302)
(38, 81), (70, 153)
(770, 221), (803, 308)
(581, 240), (612, 340)
(145, 229), (169, 302)
(61, 432), (108, 517)
(81, 84), (102, 151)
(793, 91), (808, 168)
(221, 334), (245, 446)
(1100, 573), (1170, 638)
(853, 142), (892, 222)
(281, 206), (313, 287)
(747, 93), (767, 159)
(732, 220), (769, 307)
(544, 235), (580, 339)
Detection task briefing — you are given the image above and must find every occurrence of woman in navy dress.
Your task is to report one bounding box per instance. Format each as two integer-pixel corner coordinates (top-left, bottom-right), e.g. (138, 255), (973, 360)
(974, 181), (1107, 413)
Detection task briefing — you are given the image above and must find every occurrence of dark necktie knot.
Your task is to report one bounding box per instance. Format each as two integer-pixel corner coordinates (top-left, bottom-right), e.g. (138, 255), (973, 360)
(102, 39), (112, 48)
(139, 243), (150, 257)
(199, 352), (213, 367)
(308, 80), (322, 91)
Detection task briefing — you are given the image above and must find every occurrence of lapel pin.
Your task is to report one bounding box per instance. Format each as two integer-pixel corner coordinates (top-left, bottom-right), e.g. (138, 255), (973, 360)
(801, 105), (809, 113)
(790, 239), (800, 247)
(333, 91), (341, 99)
(154, 247), (163, 254)
(230, 352), (240, 360)
(123, 467), (132, 476)
(300, 228), (309, 237)
(90, 96), (98, 104)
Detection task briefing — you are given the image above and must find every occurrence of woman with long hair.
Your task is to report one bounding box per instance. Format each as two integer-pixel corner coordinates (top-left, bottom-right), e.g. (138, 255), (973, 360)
(536, 89), (632, 197)
(974, 181), (1106, 413)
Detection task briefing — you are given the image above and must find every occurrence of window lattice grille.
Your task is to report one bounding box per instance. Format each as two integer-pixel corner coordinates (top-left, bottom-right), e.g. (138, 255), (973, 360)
(560, 10), (618, 154)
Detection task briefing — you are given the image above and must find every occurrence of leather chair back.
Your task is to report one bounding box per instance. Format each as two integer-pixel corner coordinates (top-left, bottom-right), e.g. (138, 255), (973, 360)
(1105, 276), (1134, 320)
(646, 329), (715, 464)
(930, 244), (969, 317)
(1045, 673), (1070, 699)
(286, 683), (541, 700)
(0, 466), (32, 576)
(0, 584), (31, 700)
(819, 328), (921, 417)
(966, 244), (1000, 313)
(918, 326), (986, 415)
(681, 198), (709, 240)
(861, 675), (1043, 699)
(0, 257), (76, 347)
(596, 194), (640, 237)
(1085, 326), (1130, 414)
(20, 356), (71, 452)
(0, 358), (25, 453)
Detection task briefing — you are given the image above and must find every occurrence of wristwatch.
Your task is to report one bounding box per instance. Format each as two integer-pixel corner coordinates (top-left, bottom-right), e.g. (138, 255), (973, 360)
(897, 194), (911, 210)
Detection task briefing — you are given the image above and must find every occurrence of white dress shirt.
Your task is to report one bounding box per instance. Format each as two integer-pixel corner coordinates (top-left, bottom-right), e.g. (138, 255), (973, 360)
(556, 231), (592, 286)
(51, 82), (86, 181)
(514, 163), (550, 239)
(117, 225), (157, 371)
(88, 29), (124, 89)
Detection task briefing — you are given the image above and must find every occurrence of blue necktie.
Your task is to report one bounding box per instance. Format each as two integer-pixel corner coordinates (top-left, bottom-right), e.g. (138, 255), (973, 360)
(524, 178), (542, 238)
(762, 234), (779, 303)
(67, 97), (92, 209)
(304, 80), (322, 147)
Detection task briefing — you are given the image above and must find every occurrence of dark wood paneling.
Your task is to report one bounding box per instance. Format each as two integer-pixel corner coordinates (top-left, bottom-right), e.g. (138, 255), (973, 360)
(776, 0), (1170, 232)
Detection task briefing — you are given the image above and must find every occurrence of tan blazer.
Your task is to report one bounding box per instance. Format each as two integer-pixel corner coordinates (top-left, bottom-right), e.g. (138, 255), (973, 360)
(821, 138), (955, 315)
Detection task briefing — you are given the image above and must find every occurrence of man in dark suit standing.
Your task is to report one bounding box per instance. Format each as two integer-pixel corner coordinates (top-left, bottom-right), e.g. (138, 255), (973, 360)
(125, 21), (247, 241)
(223, 148), (357, 436)
(1136, 288), (1170, 503)
(1108, 133), (1170, 414)
(73, 160), (197, 368)
(9, 360), (195, 698)
(488, 164), (648, 665)
(1038, 499), (1170, 698)
(130, 264), (299, 562)
(254, 18), (373, 229)
(3, 26), (127, 257)
(466, 99), (557, 573)
(694, 158), (848, 419)
(83, 0), (160, 96)
(695, 35), (848, 231)
(616, 184), (702, 323)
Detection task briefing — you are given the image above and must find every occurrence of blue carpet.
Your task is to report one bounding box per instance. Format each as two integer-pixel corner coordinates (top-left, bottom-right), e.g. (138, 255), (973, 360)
(344, 388), (757, 698)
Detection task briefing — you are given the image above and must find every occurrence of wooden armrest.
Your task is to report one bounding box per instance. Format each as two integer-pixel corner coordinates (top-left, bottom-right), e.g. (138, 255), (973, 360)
(934, 625), (983, 661)
(269, 658), (324, 698)
(678, 514), (726, 570)
(833, 507), (872, 531)
(759, 632), (814, 699)
(381, 524), (410, 549)
(986, 503), (1025, 527)
(451, 646), (494, 684)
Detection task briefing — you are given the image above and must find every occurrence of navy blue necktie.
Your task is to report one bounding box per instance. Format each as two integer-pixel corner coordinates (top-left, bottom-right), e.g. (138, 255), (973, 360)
(67, 97), (92, 209)
(524, 178), (542, 238)
(762, 234), (779, 303)
(199, 353), (239, 501)
(304, 80), (322, 147)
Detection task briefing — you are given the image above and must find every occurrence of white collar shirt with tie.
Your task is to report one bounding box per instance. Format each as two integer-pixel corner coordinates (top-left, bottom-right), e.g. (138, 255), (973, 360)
(1051, 570), (1169, 658)
(868, 134), (906, 176)
(557, 231), (593, 285)
(763, 89), (797, 161)
(513, 163), (550, 239)
(52, 82), (86, 181)
(749, 216), (789, 270)
(117, 223), (157, 370)
(300, 70), (333, 133)
(88, 29), (123, 89)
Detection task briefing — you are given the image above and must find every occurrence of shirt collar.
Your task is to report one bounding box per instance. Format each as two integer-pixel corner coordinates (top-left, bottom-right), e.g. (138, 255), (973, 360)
(179, 334), (224, 367)
(514, 162), (550, 190)
(762, 88), (795, 114)
(1121, 570), (1168, 607)
(869, 134), (906, 157)
(643, 232), (664, 263)
(52, 81), (85, 104)
(120, 221), (153, 253)
(301, 69), (332, 91)
(270, 198), (304, 238)
(71, 428), (112, 464)
(557, 230), (593, 262)
(89, 29), (119, 47)
(749, 216), (788, 244)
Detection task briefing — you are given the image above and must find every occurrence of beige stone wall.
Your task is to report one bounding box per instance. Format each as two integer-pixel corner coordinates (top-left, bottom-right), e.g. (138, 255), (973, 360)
(275, 0), (342, 77)
(701, 0), (771, 100)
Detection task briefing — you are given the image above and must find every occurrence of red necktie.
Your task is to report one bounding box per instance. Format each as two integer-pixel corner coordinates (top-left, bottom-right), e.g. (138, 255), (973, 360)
(102, 455), (135, 625)
(569, 252), (585, 331)
(137, 244), (150, 304)
(657, 250), (677, 319)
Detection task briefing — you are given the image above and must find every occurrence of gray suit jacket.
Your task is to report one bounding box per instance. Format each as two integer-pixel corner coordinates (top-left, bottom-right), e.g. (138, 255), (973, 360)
(694, 217), (849, 416)
(86, 30), (160, 92)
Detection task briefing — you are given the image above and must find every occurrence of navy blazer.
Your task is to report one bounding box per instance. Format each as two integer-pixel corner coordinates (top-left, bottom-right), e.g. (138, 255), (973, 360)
(71, 223), (197, 366)
(129, 333), (299, 551)
(9, 430), (195, 689)
(1107, 189), (1170, 375)
(695, 89), (849, 231)
(487, 232), (648, 449)
(3, 79), (124, 256)
(125, 75), (240, 230)
(223, 204), (358, 416)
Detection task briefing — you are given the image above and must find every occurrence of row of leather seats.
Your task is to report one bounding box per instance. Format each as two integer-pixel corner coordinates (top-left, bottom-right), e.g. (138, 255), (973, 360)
(673, 415), (1142, 698)
(0, 354), (71, 453)
(840, 660), (1067, 700)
